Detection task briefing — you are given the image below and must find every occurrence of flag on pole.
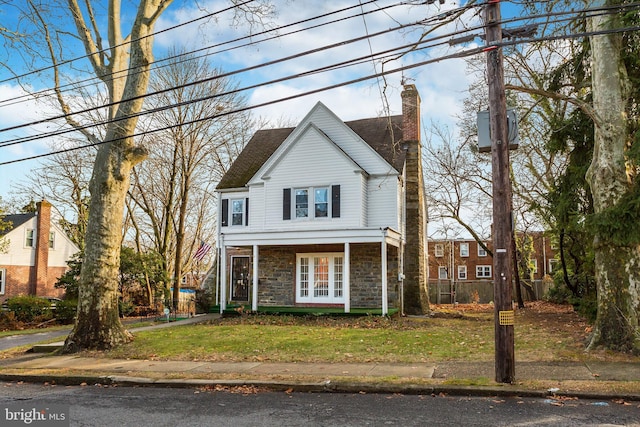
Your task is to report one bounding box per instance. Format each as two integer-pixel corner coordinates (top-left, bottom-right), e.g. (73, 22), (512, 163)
(194, 240), (212, 261)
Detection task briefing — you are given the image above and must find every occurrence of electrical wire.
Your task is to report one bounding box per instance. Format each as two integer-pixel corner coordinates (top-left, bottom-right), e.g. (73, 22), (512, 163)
(0, 0), (617, 139)
(0, 1), (638, 164)
(0, 0), (404, 107)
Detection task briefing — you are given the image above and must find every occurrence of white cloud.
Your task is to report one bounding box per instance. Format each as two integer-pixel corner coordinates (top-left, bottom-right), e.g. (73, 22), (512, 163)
(1, 0), (485, 199)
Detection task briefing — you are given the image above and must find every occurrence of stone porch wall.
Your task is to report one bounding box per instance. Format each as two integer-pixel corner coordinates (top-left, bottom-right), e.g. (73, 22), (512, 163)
(239, 244), (400, 308)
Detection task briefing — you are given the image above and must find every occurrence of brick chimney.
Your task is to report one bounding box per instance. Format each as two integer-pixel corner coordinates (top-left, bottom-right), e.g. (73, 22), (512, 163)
(33, 200), (51, 296)
(401, 84), (430, 315)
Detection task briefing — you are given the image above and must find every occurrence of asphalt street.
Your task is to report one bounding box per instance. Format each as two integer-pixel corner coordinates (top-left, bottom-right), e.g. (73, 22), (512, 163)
(1, 382), (638, 427)
(0, 329), (71, 351)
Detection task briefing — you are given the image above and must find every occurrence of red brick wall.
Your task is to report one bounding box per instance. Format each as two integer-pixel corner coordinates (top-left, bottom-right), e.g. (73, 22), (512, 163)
(34, 200), (51, 296)
(1, 265), (66, 302)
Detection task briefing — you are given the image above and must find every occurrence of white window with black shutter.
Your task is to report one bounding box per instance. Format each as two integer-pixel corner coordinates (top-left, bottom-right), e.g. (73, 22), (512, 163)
(283, 185), (340, 220)
(221, 197), (249, 227)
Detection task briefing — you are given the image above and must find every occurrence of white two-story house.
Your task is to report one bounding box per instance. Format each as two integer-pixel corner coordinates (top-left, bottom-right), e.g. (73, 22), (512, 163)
(215, 85), (429, 315)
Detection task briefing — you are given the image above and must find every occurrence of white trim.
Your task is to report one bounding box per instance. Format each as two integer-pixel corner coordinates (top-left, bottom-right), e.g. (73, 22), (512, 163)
(220, 241), (227, 312)
(252, 245), (259, 311)
(457, 265), (467, 280)
(460, 242), (469, 257)
(434, 243), (444, 257)
(476, 265), (492, 278)
(24, 228), (35, 248)
(381, 237), (388, 316)
(0, 268), (5, 295)
(295, 252), (345, 304)
(344, 242), (350, 313)
(477, 243), (487, 257)
(220, 227), (402, 247)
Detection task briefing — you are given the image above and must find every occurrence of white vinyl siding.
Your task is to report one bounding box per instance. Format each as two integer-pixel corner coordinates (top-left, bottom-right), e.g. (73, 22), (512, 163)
(367, 175), (400, 229)
(261, 129), (361, 230)
(296, 253), (345, 303)
(233, 102), (401, 235)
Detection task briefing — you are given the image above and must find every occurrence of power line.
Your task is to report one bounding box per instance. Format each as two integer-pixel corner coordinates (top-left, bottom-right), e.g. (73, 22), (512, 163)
(1, 2), (638, 157)
(2, 16), (639, 167)
(0, 1), (610, 139)
(0, 0), (403, 107)
(0, 0), (257, 85)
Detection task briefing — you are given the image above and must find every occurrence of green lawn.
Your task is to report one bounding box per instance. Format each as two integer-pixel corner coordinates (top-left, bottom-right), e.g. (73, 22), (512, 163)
(103, 306), (632, 364)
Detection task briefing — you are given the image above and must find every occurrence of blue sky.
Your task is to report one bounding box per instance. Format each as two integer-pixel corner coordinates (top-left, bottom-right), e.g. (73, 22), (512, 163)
(0, 0), (495, 203)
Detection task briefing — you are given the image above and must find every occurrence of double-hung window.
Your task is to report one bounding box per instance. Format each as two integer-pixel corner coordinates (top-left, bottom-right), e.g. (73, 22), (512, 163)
(0, 268), (5, 295)
(25, 229), (35, 248)
(476, 265), (492, 278)
(438, 266), (448, 280)
(434, 244), (444, 257)
(460, 243), (469, 257)
(314, 187), (329, 218)
(221, 197), (248, 227)
(458, 265), (467, 280)
(295, 189), (309, 218)
(296, 253), (344, 303)
(285, 185), (340, 220)
(477, 243), (487, 257)
(231, 199), (245, 225)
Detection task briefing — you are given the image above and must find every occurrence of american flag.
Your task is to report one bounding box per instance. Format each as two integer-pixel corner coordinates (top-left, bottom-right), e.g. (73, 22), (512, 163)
(194, 240), (212, 261)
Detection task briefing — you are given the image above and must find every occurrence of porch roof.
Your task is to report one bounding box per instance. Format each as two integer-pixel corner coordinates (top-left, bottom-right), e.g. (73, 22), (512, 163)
(220, 227), (402, 248)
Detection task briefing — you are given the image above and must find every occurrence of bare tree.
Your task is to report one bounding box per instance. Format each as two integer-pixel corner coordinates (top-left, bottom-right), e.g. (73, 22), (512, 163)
(128, 48), (255, 311)
(3, 0), (274, 351)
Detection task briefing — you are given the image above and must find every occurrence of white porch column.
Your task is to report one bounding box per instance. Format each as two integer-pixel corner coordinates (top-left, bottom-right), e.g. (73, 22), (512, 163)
(381, 235), (388, 316)
(252, 244), (259, 312)
(220, 241), (227, 313)
(344, 242), (350, 313)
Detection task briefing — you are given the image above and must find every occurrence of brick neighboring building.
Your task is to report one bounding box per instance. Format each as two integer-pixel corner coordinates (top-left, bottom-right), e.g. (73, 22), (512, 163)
(428, 232), (557, 304)
(0, 200), (80, 301)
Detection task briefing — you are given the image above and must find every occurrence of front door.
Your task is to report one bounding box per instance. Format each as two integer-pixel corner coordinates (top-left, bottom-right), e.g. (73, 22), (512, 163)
(231, 256), (250, 301)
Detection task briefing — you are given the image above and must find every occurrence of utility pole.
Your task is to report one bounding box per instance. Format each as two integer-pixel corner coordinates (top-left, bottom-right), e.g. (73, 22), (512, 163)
(483, 0), (515, 383)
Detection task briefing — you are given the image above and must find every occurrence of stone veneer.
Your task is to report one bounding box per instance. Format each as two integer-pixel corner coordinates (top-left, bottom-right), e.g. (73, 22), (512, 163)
(250, 244), (399, 309)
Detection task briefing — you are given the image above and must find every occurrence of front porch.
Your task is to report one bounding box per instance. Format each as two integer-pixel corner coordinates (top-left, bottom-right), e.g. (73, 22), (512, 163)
(216, 228), (404, 316)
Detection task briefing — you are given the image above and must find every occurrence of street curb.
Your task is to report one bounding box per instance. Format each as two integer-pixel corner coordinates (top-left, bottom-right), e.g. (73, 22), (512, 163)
(1, 373), (638, 401)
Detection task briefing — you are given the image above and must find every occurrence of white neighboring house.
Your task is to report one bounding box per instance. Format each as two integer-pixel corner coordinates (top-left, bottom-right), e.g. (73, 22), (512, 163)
(0, 200), (80, 301)
(215, 85), (429, 315)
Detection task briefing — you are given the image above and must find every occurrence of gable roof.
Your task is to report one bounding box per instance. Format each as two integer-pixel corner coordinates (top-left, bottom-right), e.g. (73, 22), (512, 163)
(1, 213), (36, 235)
(217, 115), (405, 190)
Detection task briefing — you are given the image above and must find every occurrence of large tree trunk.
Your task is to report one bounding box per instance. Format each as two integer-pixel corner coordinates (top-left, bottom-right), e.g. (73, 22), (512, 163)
(586, 4), (640, 353)
(63, 0), (171, 352)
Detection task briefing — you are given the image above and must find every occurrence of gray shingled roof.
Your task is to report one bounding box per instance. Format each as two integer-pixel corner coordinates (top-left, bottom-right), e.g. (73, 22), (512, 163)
(0, 213), (35, 235)
(217, 115), (405, 190)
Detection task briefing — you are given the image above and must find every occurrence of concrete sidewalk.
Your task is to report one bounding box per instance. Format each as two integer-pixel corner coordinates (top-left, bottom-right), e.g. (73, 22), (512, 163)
(0, 314), (638, 400)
